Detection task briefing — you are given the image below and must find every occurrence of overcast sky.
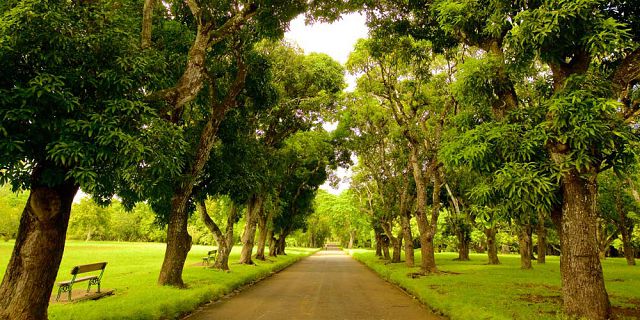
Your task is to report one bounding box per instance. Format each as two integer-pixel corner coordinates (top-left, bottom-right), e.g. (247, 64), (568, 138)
(284, 13), (368, 195)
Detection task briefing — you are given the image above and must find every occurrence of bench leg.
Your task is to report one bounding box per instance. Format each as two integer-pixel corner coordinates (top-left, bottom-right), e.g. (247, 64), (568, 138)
(68, 286), (72, 301)
(87, 281), (92, 293)
(56, 286), (63, 301)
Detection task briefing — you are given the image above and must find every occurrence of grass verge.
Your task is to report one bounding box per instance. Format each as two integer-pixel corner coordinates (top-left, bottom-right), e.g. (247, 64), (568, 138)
(0, 241), (318, 320)
(348, 249), (640, 320)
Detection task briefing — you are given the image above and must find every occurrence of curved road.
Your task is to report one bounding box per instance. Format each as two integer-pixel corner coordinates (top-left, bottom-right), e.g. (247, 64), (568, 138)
(185, 249), (443, 320)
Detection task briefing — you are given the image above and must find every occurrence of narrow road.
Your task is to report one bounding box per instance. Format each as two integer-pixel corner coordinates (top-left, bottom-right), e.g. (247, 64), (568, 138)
(185, 248), (443, 320)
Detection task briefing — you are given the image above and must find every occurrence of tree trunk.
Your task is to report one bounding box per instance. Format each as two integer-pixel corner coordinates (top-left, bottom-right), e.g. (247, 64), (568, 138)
(457, 231), (470, 261)
(239, 195), (262, 264)
(381, 221), (401, 263)
(375, 232), (382, 256)
(620, 227), (636, 266)
(0, 181), (78, 320)
(560, 172), (610, 319)
(381, 235), (391, 260)
(518, 223), (533, 269)
(401, 211), (415, 267)
(275, 230), (288, 255)
(348, 230), (355, 249)
(485, 226), (500, 264)
(268, 231), (277, 257)
(254, 205), (270, 261)
(197, 200), (236, 270)
(537, 211), (547, 264)
(409, 148), (439, 273)
(158, 189), (193, 287)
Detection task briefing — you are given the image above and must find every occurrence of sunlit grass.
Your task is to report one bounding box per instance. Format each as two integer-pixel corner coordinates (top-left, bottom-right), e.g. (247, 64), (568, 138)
(349, 249), (640, 320)
(0, 240), (317, 320)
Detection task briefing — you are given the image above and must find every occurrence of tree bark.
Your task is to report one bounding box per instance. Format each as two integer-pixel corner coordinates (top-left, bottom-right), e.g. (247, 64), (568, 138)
(518, 223), (533, 269)
(485, 226), (500, 264)
(456, 231), (470, 261)
(409, 147), (439, 273)
(158, 189), (193, 287)
(197, 200), (236, 270)
(375, 233), (382, 257)
(381, 235), (391, 260)
(400, 210), (415, 267)
(348, 230), (355, 249)
(0, 180), (78, 320)
(381, 221), (401, 263)
(620, 226), (636, 266)
(254, 204), (270, 261)
(239, 195), (262, 264)
(537, 211), (547, 264)
(141, 0), (155, 49)
(268, 230), (277, 257)
(559, 172), (610, 319)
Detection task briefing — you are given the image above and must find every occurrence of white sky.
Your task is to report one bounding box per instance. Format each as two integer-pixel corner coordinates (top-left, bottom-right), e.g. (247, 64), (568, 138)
(285, 13), (368, 195)
(285, 13), (368, 92)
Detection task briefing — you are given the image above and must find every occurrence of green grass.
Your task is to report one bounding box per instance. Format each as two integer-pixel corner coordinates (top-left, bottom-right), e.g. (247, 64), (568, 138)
(0, 240), (318, 320)
(348, 249), (640, 320)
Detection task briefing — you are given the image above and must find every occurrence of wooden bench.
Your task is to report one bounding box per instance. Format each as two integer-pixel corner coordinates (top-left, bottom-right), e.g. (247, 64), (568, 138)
(56, 262), (107, 301)
(202, 250), (217, 265)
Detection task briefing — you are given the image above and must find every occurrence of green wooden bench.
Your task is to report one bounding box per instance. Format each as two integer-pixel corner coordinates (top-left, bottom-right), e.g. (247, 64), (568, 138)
(56, 262), (107, 301)
(202, 250), (218, 265)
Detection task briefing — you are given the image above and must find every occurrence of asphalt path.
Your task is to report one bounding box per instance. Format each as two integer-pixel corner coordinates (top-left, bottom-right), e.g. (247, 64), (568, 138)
(185, 248), (444, 320)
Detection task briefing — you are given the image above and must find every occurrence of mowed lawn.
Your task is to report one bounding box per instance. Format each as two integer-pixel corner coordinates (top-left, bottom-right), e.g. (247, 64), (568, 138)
(0, 241), (317, 320)
(350, 250), (640, 320)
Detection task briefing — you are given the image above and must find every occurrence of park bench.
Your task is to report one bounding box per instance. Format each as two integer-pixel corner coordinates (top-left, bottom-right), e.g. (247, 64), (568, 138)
(56, 262), (107, 301)
(202, 249), (218, 265)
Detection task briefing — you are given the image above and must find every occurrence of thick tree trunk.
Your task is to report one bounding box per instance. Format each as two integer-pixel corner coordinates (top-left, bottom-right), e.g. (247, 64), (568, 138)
(158, 190), (193, 287)
(400, 211), (415, 267)
(141, 0), (155, 49)
(485, 226), (500, 265)
(620, 227), (636, 266)
(537, 211), (547, 264)
(518, 223), (533, 269)
(254, 205), (270, 261)
(0, 181), (78, 320)
(276, 230), (288, 255)
(239, 195), (262, 264)
(560, 172), (610, 319)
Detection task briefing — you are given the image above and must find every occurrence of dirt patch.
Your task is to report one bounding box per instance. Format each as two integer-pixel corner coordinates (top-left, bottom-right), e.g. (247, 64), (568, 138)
(612, 306), (640, 319)
(428, 285), (447, 295)
(519, 283), (561, 291)
(519, 294), (562, 305)
(50, 289), (114, 304)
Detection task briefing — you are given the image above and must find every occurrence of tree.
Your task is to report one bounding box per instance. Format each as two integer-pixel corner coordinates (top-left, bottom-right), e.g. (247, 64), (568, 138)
(0, 1), (177, 318)
(367, 0), (640, 317)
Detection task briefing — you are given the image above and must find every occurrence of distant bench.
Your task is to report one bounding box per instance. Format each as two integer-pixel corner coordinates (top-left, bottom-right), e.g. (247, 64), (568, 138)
(202, 249), (217, 265)
(56, 262), (107, 301)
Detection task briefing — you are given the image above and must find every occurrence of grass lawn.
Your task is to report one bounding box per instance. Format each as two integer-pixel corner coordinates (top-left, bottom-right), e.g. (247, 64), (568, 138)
(0, 240), (317, 320)
(349, 249), (640, 320)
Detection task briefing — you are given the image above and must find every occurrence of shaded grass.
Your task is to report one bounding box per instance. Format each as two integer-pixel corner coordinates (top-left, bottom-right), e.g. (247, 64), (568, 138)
(348, 250), (640, 320)
(0, 241), (317, 320)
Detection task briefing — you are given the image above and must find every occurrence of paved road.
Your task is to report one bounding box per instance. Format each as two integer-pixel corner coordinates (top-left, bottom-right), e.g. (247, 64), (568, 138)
(185, 249), (443, 320)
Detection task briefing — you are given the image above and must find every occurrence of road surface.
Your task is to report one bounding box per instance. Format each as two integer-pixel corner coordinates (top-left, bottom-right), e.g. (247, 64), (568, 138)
(185, 248), (443, 320)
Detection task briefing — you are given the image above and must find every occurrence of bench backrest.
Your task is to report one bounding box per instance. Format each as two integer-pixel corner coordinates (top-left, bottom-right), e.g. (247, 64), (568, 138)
(71, 262), (107, 275)
(207, 250), (217, 256)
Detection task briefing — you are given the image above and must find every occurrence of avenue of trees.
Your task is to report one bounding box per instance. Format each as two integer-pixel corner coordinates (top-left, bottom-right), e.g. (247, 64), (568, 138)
(0, 0), (639, 320)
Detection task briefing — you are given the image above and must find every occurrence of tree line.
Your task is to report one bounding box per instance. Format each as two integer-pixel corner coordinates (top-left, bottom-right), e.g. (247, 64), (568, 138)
(0, 1), (346, 319)
(324, 1), (638, 319)
(1, 1), (639, 320)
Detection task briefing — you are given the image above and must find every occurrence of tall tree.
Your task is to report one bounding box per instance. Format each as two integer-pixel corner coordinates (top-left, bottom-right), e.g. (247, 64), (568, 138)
(0, 1), (178, 318)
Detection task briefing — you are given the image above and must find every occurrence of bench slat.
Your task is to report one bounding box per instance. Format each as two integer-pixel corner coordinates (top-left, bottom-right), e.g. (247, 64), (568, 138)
(71, 262), (107, 274)
(58, 275), (97, 286)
